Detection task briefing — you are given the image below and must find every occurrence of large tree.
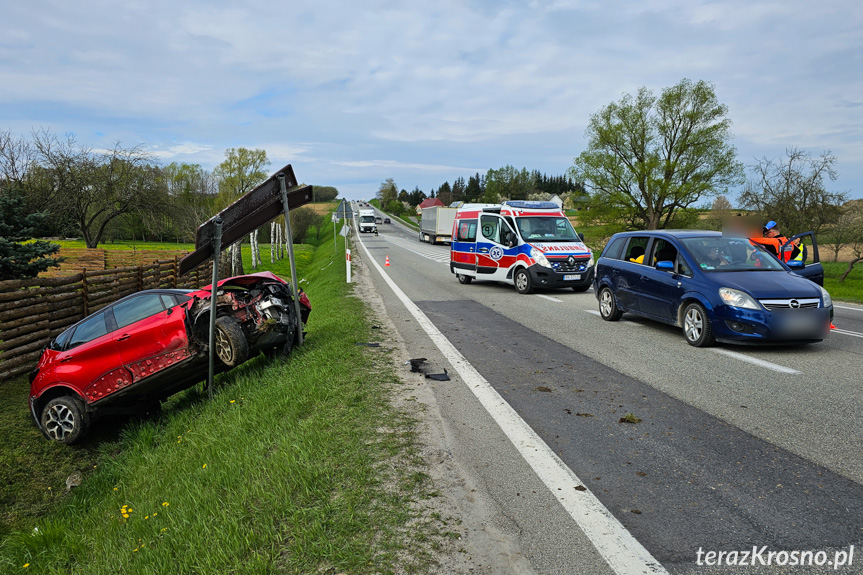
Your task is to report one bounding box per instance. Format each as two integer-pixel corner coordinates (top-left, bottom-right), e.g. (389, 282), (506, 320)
(377, 178), (398, 206)
(737, 148), (846, 235)
(214, 148), (270, 275)
(32, 130), (164, 248)
(570, 79), (743, 230)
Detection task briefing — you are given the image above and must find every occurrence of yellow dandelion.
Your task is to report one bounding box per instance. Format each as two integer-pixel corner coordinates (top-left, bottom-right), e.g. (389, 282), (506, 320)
(162, 501), (169, 507)
(133, 547), (138, 552)
(128, 508), (133, 513)
(153, 512), (158, 517)
(177, 440), (181, 443)
(113, 487), (118, 491)
(202, 464), (207, 469)
(230, 400), (235, 404)
(122, 513), (129, 519)
(23, 564), (29, 568)
(144, 516), (149, 520)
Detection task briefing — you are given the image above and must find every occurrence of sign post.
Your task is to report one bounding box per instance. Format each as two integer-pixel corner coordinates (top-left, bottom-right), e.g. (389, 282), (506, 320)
(207, 217), (223, 399)
(278, 173), (304, 347)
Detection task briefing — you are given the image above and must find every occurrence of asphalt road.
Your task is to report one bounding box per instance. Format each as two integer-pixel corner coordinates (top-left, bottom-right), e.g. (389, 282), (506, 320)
(354, 206), (863, 574)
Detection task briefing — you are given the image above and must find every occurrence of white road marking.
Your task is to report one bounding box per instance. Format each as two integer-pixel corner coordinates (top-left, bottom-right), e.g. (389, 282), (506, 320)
(834, 304), (863, 312)
(358, 236), (668, 575)
(383, 235), (451, 264)
(535, 294), (563, 302)
(832, 328), (863, 339)
(709, 348), (802, 374)
(584, 310), (644, 324)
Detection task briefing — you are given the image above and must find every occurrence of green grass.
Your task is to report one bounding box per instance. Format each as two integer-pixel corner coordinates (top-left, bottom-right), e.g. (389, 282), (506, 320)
(1, 217), (447, 573)
(822, 261), (863, 304)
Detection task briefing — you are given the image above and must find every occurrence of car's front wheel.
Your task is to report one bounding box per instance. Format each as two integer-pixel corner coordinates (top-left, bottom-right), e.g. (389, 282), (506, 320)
(682, 302), (715, 347)
(215, 316), (250, 367)
(457, 273), (472, 285)
(41, 396), (89, 444)
(598, 287), (623, 321)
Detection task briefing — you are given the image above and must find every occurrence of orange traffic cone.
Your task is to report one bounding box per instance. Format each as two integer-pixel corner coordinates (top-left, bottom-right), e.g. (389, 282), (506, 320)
(831, 322), (837, 329)
(385, 255), (390, 266)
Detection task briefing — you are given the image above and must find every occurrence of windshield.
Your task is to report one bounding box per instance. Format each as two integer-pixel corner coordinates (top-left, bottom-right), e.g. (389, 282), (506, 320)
(360, 216), (375, 223)
(680, 237), (787, 272)
(516, 216), (579, 242)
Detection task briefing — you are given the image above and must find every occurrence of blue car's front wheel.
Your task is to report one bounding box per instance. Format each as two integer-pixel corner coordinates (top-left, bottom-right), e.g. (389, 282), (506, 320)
(683, 302), (715, 347)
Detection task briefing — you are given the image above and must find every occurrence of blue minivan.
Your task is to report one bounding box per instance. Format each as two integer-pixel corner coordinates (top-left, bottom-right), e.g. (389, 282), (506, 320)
(593, 231), (833, 346)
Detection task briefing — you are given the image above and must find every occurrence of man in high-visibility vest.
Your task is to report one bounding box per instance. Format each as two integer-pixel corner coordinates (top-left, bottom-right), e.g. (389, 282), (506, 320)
(750, 221), (801, 262)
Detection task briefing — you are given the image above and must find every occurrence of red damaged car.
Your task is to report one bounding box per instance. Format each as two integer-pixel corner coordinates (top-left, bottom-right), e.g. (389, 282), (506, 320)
(29, 272), (311, 444)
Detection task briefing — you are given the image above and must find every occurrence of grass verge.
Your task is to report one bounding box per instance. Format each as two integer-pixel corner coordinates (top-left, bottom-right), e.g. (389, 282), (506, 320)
(1, 217), (446, 573)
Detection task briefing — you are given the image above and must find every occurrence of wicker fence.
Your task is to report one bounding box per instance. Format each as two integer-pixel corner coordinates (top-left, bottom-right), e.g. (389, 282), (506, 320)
(0, 257), (228, 383)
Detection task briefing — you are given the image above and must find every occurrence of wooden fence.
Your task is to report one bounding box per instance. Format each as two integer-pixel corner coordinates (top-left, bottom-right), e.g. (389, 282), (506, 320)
(0, 257), (229, 383)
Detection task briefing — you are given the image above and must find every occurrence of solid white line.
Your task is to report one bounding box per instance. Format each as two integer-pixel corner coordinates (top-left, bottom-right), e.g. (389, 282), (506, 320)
(832, 328), (863, 339)
(535, 294), (563, 302)
(834, 304), (863, 312)
(358, 236), (667, 575)
(709, 348), (802, 374)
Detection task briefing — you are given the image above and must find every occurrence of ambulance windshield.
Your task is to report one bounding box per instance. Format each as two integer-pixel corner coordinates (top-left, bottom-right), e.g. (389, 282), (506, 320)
(516, 217), (579, 242)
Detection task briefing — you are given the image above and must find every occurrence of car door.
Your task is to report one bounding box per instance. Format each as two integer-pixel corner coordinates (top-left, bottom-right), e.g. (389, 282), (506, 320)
(783, 231), (824, 286)
(615, 236), (651, 311)
(451, 218), (478, 276)
(109, 293), (190, 383)
(476, 214), (518, 282)
(637, 238), (686, 322)
(53, 311), (129, 400)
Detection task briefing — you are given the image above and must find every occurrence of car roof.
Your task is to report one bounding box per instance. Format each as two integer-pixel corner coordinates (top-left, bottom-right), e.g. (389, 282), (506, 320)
(611, 230), (724, 239)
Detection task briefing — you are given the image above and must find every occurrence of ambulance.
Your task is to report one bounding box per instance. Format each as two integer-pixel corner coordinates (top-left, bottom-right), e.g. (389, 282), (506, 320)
(449, 201), (594, 294)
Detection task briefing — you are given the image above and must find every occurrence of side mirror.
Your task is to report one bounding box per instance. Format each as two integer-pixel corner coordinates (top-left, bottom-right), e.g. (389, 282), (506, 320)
(656, 260), (674, 272)
(786, 260), (804, 269)
(578, 232), (585, 242)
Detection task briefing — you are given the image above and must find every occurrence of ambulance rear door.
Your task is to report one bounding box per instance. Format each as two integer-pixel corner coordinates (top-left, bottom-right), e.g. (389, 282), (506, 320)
(451, 217), (478, 277)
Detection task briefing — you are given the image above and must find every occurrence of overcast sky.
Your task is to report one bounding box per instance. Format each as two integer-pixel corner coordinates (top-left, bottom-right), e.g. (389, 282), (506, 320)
(2, 0), (861, 203)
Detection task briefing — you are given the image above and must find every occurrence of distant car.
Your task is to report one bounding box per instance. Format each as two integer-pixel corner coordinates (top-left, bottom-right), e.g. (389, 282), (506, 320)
(594, 231), (833, 347)
(383, 218), (391, 224)
(29, 272), (311, 444)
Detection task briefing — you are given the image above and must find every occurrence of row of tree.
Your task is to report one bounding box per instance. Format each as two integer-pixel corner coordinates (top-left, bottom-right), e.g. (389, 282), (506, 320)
(0, 130), (339, 279)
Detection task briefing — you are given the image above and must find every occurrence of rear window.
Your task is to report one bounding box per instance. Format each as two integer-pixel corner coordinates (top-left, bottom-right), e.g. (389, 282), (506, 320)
(456, 219), (477, 242)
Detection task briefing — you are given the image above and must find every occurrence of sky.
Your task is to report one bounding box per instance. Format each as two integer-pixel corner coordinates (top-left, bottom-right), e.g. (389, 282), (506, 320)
(2, 0), (861, 203)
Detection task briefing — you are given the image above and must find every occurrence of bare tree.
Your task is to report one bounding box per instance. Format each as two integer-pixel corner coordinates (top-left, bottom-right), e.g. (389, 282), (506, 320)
(738, 148), (846, 235)
(0, 130), (38, 191)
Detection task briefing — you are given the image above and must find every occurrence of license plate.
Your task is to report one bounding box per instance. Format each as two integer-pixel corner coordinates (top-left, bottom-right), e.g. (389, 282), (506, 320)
(563, 274), (582, 281)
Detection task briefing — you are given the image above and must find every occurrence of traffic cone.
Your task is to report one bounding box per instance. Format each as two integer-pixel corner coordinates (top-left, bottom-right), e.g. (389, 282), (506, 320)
(385, 255), (390, 266)
(831, 322), (837, 329)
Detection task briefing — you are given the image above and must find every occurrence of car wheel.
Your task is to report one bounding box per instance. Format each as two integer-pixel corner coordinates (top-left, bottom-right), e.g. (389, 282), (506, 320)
(598, 287), (623, 321)
(41, 396), (89, 444)
(457, 273), (473, 285)
(514, 268), (532, 294)
(682, 302), (715, 347)
(215, 316), (250, 367)
(572, 285), (590, 293)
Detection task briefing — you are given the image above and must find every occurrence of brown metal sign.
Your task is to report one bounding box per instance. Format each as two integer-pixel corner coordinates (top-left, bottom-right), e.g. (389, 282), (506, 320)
(179, 164), (313, 275)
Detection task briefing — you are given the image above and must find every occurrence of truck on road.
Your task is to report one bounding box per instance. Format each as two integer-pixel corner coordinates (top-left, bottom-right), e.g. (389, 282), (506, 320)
(419, 206), (457, 244)
(358, 209), (376, 233)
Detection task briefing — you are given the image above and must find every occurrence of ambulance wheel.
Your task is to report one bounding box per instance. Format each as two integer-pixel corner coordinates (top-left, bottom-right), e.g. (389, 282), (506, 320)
(514, 269), (533, 294)
(457, 274), (472, 285)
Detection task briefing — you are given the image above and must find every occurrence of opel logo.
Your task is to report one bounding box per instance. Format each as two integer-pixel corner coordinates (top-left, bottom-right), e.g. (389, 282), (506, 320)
(790, 300), (800, 308)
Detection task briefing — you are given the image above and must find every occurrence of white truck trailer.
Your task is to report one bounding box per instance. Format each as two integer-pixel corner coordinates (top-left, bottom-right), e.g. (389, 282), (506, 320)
(358, 209), (376, 233)
(419, 206), (457, 244)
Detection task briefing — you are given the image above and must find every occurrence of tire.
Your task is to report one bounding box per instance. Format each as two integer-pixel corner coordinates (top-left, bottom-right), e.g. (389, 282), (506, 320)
(571, 285), (590, 293)
(215, 316), (250, 367)
(457, 273), (473, 285)
(418, 231), (424, 242)
(598, 287), (623, 321)
(682, 302), (715, 347)
(41, 396), (89, 444)
(430, 235), (436, 244)
(514, 268), (533, 294)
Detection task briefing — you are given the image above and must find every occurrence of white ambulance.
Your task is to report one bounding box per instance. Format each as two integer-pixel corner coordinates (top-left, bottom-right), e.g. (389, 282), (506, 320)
(449, 201), (594, 294)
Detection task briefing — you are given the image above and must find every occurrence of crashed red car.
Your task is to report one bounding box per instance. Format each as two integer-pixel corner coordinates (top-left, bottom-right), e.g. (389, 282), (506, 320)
(29, 272), (310, 444)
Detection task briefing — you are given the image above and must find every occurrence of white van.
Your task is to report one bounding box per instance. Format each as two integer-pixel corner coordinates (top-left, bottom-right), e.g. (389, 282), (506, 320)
(449, 201), (594, 294)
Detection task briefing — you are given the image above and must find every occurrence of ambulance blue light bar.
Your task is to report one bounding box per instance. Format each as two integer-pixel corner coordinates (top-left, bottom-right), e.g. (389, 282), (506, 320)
(502, 201), (559, 210)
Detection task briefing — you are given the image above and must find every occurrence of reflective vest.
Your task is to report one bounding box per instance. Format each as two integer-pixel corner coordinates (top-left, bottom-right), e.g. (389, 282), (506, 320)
(749, 236), (801, 262)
